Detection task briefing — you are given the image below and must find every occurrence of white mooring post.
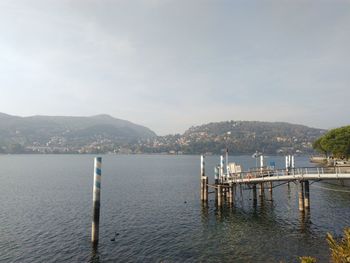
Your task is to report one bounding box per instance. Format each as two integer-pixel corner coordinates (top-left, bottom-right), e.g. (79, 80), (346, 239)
(92, 157), (102, 245)
(286, 155), (292, 173)
(260, 155), (264, 173)
(291, 155), (295, 175)
(225, 148), (229, 175)
(288, 155), (291, 170)
(220, 155), (224, 182)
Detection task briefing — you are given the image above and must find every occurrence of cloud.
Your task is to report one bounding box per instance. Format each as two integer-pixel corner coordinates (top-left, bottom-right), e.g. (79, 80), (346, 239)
(0, 0), (349, 134)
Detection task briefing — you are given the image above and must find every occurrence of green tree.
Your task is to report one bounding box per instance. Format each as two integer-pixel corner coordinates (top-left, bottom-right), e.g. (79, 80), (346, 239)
(313, 126), (350, 159)
(312, 137), (328, 156)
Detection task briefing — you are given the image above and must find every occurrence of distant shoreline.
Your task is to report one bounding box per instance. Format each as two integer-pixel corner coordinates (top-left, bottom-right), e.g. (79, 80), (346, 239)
(0, 152), (311, 157)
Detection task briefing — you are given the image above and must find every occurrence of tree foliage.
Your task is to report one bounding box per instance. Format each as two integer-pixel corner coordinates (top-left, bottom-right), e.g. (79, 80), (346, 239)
(299, 227), (350, 263)
(327, 227), (350, 262)
(299, 256), (317, 263)
(313, 126), (350, 159)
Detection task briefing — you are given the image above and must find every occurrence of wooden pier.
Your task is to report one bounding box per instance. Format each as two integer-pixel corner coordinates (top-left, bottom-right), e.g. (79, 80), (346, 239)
(200, 155), (350, 211)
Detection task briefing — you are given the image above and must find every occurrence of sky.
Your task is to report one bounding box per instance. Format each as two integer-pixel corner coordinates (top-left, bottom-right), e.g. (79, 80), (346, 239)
(0, 0), (349, 135)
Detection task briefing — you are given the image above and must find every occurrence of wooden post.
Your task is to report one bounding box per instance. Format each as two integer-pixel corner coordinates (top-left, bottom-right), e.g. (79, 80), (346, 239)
(298, 181), (305, 212)
(217, 184), (222, 207)
(201, 176), (208, 202)
(228, 184), (233, 205)
(214, 166), (219, 185)
(201, 180), (204, 200)
(253, 184), (257, 204)
(92, 157), (102, 245)
(232, 184), (236, 206)
(259, 183), (264, 197)
(204, 176), (208, 202)
(269, 181), (273, 200)
(304, 180), (310, 209)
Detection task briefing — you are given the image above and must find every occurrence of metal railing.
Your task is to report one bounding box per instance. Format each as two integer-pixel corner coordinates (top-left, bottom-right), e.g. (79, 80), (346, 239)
(224, 166), (350, 183)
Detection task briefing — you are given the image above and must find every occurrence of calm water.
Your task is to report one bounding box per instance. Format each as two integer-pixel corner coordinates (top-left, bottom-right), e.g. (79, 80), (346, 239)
(1, 154), (350, 262)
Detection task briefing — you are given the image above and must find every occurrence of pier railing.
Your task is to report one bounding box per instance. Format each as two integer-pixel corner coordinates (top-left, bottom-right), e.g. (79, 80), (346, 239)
(225, 166), (350, 183)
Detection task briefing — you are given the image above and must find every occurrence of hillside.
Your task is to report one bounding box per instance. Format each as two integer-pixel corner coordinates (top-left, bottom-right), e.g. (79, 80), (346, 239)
(136, 121), (326, 155)
(0, 114), (326, 154)
(0, 113), (156, 153)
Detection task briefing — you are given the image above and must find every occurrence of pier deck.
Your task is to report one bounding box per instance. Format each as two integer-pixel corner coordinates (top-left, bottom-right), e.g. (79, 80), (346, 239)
(200, 154), (350, 212)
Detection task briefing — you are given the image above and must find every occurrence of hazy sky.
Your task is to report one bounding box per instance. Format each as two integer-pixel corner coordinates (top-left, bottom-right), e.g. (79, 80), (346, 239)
(0, 0), (349, 135)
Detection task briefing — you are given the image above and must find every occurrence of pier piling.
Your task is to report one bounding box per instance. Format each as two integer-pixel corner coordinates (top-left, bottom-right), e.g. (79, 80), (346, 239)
(220, 155), (224, 183)
(228, 184), (233, 205)
(253, 184), (257, 204)
(204, 176), (208, 202)
(92, 157), (102, 245)
(214, 166), (219, 185)
(304, 180), (310, 209)
(259, 183), (264, 197)
(298, 181), (305, 212)
(217, 184), (222, 207)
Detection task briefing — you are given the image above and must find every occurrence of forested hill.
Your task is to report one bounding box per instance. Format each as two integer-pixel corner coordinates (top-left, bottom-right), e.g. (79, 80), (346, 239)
(0, 113), (156, 153)
(0, 113), (326, 154)
(184, 121), (325, 154)
(137, 121), (326, 155)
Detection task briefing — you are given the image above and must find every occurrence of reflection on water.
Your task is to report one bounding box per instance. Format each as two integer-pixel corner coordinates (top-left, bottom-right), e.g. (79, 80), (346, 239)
(0, 154), (350, 262)
(299, 211), (312, 234)
(206, 184), (313, 233)
(89, 244), (100, 263)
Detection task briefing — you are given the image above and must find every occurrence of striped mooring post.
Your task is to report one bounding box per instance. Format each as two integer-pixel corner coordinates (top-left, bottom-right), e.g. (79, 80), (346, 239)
(92, 157), (102, 245)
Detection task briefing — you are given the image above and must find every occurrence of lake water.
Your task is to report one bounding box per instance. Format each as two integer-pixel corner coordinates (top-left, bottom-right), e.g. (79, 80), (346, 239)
(1, 154), (350, 262)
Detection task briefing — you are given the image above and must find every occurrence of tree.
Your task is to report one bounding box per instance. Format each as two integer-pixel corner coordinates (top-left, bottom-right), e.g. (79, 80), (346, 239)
(299, 227), (350, 262)
(327, 227), (350, 262)
(312, 137), (328, 156)
(313, 126), (350, 159)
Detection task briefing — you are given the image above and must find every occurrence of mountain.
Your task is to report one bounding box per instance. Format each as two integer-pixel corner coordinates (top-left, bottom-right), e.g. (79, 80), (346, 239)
(136, 121), (326, 155)
(0, 113), (156, 153)
(0, 114), (326, 155)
